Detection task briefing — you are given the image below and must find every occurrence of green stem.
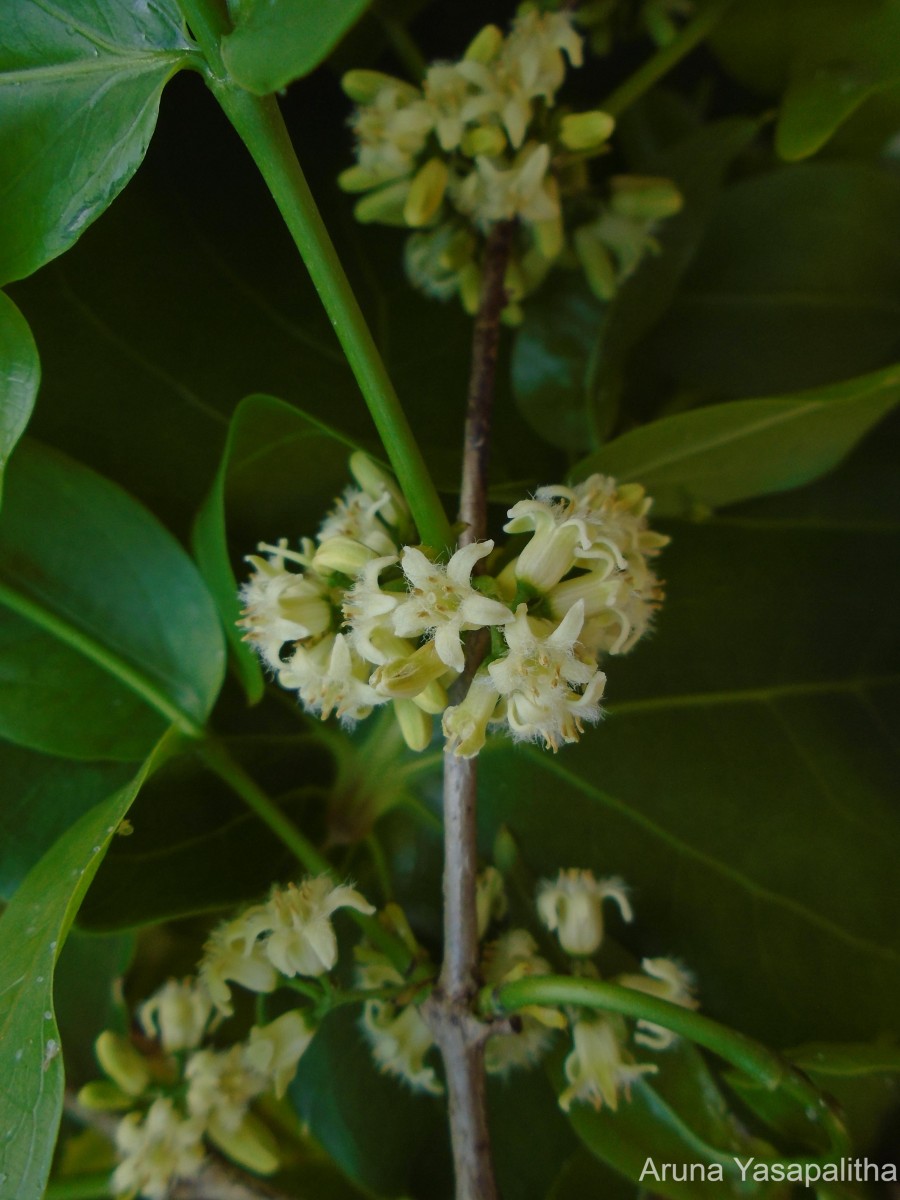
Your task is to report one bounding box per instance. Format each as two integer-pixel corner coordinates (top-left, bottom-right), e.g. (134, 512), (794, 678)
(485, 975), (851, 1158)
(198, 736), (412, 972)
(43, 1176), (112, 1200)
(373, 1), (427, 80)
(177, 0), (450, 551)
(600, 0), (737, 118)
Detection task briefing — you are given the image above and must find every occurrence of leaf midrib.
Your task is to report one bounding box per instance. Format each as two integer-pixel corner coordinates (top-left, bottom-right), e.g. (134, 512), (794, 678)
(0, 51), (190, 87)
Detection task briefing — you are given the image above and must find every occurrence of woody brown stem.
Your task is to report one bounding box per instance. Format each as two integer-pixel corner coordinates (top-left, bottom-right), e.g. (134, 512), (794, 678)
(426, 221), (514, 1200)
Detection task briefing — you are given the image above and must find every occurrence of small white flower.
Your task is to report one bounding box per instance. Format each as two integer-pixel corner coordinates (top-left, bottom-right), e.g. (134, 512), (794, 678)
(392, 541), (513, 673)
(186, 1045), (265, 1133)
(503, 9), (583, 102)
(442, 670), (502, 758)
(342, 554), (402, 664)
(453, 143), (559, 230)
(488, 603), (605, 750)
(257, 877), (375, 978)
(537, 869), (632, 957)
(617, 957), (699, 1050)
(279, 632), (385, 724)
(423, 61), (479, 151)
(139, 978), (212, 1053)
(317, 485), (399, 556)
(559, 1015), (657, 1112)
(113, 1098), (204, 1200)
(481, 930), (561, 1076)
(199, 912), (278, 1017)
(244, 1011), (315, 1098)
(238, 542), (332, 670)
(353, 80), (434, 181)
(357, 954), (442, 1095)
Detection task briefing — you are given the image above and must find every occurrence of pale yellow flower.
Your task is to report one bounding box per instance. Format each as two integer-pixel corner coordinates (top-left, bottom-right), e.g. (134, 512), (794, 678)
(560, 1015), (656, 1112)
(113, 1098), (204, 1200)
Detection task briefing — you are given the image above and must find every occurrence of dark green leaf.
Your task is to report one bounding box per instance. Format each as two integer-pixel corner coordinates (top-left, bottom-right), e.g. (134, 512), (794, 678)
(0, 440), (225, 751)
(0, 291), (40, 488)
(54, 929), (134, 1087)
(488, 1068), (580, 1200)
(573, 362), (900, 515)
(0, 0), (193, 284)
(192, 393), (359, 703)
(223, 0), (370, 94)
(0, 740), (134, 900)
(79, 735), (336, 930)
(0, 762), (149, 1200)
(511, 278), (604, 456)
(648, 163), (900, 398)
(545, 1150), (636, 1200)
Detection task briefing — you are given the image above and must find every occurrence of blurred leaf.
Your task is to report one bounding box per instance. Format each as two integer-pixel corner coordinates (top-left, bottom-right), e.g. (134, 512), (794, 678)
(0, 761), (149, 1200)
(79, 735), (335, 930)
(0, 0), (192, 284)
(0, 608), (166, 760)
(223, 0), (370, 94)
(0, 740), (134, 900)
(573, 361), (900, 515)
(545, 1150), (636, 1200)
(649, 164), (900, 397)
(488, 1068), (580, 1200)
(711, 0), (900, 159)
(193, 393), (359, 703)
(0, 292), (40, 489)
(0, 440), (225, 753)
(54, 928), (134, 1086)
(291, 1005), (451, 1197)
(511, 278), (604, 456)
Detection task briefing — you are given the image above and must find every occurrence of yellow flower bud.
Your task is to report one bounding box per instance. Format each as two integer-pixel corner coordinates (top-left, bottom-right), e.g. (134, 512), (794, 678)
(354, 181), (412, 227)
(609, 175), (683, 221)
(76, 1080), (133, 1111)
(341, 69), (418, 104)
(464, 24), (503, 63)
(313, 536), (378, 577)
(404, 158), (449, 228)
(574, 225), (617, 300)
(394, 699), (434, 751)
(411, 678), (448, 714)
(338, 165), (386, 193)
(460, 125), (507, 158)
(372, 639), (448, 699)
(207, 1111), (280, 1176)
(95, 1032), (150, 1098)
(559, 110), (616, 151)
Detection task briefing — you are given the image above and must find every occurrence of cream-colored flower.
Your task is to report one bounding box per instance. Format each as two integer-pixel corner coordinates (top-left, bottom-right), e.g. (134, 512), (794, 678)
(342, 554), (401, 664)
(453, 143), (559, 230)
(113, 1098), (204, 1200)
(357, 953), (442, 1095)
(185, 1045), (265, 1133)
(560, 1015), (657, 1112)
(199, 911), (278, 1017)
(139, 978), (212, 1053)
(442, 670), (502, 758)
(488, 603), (605, 750)
(279, 632), (385, 724)
(244, 1011), (315, 1098)
(238, 541), (332, 670)
(503, 8), (583, 103)
(481, 930), (561, 1076)
(537, 869), (632, 957)
(317, 486), (399, 557)
(550, 564), (663, 656)
(617, 957), (698, 1050)
(392, 541), (513, 673)
(351, 79), (434, 182)
(423, 61), (480, 151)
(257, 877), (375, 978)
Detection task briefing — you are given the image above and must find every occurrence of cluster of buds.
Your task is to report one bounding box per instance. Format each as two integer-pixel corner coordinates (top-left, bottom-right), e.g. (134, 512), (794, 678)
(81, 877), (374, 1199)
(339, 8), (681, 320)
(239, 457), (668, 757)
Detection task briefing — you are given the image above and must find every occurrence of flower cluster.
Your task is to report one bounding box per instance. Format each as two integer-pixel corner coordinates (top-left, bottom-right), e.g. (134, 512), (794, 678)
(239, 458), (668, 757)
(82, 877), (374, 1199)
(339, 10), (681, 318)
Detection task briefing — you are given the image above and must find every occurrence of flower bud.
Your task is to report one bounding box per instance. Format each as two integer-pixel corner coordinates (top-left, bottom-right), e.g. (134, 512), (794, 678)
(76, 1080), (133, 1111)
(559, 110), (615, 151)
(609, 175), (682, 221)
(313, 536), (378, 577)
(341, 69), (418, 104)
(372, 639), (448, 699)
(338, 165), (388, 193)
(442, 672), (501, 758)
(393, 698), (434, 751)
(574, 225), (617, 300)
(354, 181), (412, 227)
(404, 159), (449, 228)
(464, 24), (503, 63)
(349, 452), (407, 528)
(95, 1032), (150, 1097)
(411, 678), (448, 714)
(207, 1111), (280, 1175)
(460, 125), (507, 158)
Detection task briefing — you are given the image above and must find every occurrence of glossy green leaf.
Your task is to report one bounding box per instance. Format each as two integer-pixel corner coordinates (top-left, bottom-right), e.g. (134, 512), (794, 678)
(223, 0), (370, 94)
(649, 163), (900, 398)
(0, 440), (225, 750)
(79, 734), (336, 930)
(0, 291), (40, 488)
(0, 761), (150, 1200)
(572, 362), (900, 515)
(192, 393), (359, 702)
(710, 0), (900, 160)
(0, 740), (134, 900)
(0, 0), (193, 284)
(511, 278), (604, 456)
(0, 608), (165, 760)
